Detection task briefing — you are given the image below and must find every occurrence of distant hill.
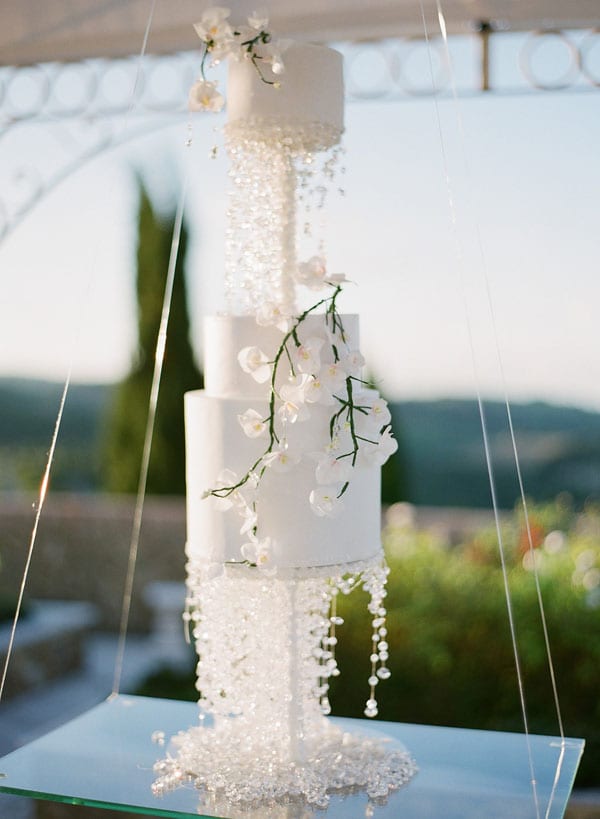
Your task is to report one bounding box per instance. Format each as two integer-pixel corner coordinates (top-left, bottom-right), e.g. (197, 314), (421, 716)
(393, 399), (600, 508)
(1, 378), (599, 506)
(0, 378), (112, 491)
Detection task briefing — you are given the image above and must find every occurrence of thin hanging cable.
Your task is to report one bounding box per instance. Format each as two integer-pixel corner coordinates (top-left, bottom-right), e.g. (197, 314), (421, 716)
(418, 3), (540, 815)
(129, 0), (157, 115)
(0, 375), (70, 703)
(0, 0), (158, 706)
(111, 175), (189, 697)
(433, 0), (565, 743)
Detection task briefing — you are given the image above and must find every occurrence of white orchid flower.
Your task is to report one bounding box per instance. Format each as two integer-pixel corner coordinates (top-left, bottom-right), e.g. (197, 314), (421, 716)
(309, 486), (344, 518)
(256, 301), (291, 332)
(262, 447), (300, 472)
(315, 454), (352, 486)
(294, 336), (324, 375)
(303, 375), (335, 405)
(188, 80), (225, 113)
(238, 346), (272, 383)
(238, 408), (268, 438)
(212, 468), (244, 510)
(342, 350), (365, 378)
(193, 7), (234, 47)
(368, 397), (392, 427)
(262, 39), (291, 75)
(320, 361), (347, 393)
(362, 427), (398, 467)
(278, 375), (311, 423)
(271, 38), (292, 70)
(296, 255), (328, 290)
(241, 536), (272, 566)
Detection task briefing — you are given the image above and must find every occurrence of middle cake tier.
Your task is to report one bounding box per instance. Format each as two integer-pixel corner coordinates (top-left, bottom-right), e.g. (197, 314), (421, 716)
(185, 391), (383, 569)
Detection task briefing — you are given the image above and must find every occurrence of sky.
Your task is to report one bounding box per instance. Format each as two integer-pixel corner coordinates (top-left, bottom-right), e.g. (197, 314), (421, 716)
(0, 42), (599, 411)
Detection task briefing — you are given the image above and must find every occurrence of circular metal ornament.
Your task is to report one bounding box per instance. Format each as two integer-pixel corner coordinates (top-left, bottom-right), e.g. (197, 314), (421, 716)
(5, 65), (50, 119)
(346, 43), (393, 100)
(519, 30), (580, 90)
(580, 28), (600, 87)
(394, 36), (448, 96)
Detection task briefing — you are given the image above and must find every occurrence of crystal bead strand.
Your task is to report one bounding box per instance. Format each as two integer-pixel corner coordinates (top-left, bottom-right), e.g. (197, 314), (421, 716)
(363, 561), (392, 718)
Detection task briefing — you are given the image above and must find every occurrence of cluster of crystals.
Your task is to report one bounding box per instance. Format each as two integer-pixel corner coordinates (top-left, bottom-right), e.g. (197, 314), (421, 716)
(189, 7), (288, 113)
(153, 715), (416, 812)
(183, 556), (392, 723)
(157, 555), (415, 809)
(184, 559), (325, 726)
(223, 119), (342, 316)
(206, 291), (398, 570)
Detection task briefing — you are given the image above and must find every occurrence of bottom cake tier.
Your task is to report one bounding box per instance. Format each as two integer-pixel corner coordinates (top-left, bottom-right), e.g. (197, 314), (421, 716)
(184, 390), (384, 569)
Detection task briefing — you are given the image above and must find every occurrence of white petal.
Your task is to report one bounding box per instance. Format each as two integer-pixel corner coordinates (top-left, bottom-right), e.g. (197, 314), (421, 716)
(241, 542), (258, 562)
(342, 350), (365, 377)
(248, 8), (269, 29)
(309, 486), (344, 518)
(263, 448), (300, 472)
(315, 455), (352, 485)
(238, 346), (271, 382)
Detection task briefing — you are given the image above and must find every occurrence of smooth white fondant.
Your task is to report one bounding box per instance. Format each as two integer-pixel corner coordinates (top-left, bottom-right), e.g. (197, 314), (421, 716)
(227, 44), (344, 137)
(203, 313), (359, 398)
(184, 391), (382, 569)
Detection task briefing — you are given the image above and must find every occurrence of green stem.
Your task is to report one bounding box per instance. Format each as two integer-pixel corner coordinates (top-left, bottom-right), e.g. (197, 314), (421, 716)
(345, 377), (360, 467)
(200, 48), (208, 81)
(207, 290), (340, 502)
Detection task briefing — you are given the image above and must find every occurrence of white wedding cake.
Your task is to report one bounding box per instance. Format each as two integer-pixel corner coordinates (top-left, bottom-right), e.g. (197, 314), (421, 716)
(185, 314), (385, 569)
(153, 9), (416, 810)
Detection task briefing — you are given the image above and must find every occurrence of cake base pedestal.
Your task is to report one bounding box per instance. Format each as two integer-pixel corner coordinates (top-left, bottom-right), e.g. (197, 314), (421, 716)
(0, 694), (584, 818)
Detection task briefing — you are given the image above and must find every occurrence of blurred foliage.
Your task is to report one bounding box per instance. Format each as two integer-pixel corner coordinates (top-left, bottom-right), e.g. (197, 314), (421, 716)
(103, 185), (203, 495)
(135, 663), (196, 701)
(331, 496), (600, 785)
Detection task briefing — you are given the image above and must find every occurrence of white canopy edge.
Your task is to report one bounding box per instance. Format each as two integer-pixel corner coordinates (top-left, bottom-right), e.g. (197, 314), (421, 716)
(1, 0), (599, 67)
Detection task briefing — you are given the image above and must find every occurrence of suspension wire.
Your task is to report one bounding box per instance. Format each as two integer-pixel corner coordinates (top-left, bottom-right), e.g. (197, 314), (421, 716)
(111, 173), (189, 697)
(418, 2), (541, 815)
(434, 4), (567, 812)
(0, 0), (158, 706)
(0, 376), (70, 703)
(433, 0), (565, 744)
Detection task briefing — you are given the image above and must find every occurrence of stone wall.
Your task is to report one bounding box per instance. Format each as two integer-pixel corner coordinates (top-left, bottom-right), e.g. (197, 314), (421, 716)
(0, 493), (186, 631)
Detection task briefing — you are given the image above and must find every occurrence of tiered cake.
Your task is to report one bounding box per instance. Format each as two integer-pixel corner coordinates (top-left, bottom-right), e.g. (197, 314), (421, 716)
(185, 314), (383, 569)
(154, 11), (416, 810)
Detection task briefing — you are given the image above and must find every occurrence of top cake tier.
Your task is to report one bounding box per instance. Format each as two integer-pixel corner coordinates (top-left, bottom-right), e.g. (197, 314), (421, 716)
(204, 313), (359, 398)
(226, 43), (344, 150)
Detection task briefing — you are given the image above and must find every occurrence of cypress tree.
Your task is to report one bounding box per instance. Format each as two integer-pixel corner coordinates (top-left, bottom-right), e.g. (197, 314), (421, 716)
(103, 185), (203, 494)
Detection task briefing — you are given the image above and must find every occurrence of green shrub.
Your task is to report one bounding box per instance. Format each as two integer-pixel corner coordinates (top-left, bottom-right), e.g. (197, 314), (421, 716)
(331, 498), (600, 785)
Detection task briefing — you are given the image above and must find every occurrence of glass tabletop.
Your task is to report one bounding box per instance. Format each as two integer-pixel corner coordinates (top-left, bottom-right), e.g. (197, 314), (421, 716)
(0, 695), (584, 818)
